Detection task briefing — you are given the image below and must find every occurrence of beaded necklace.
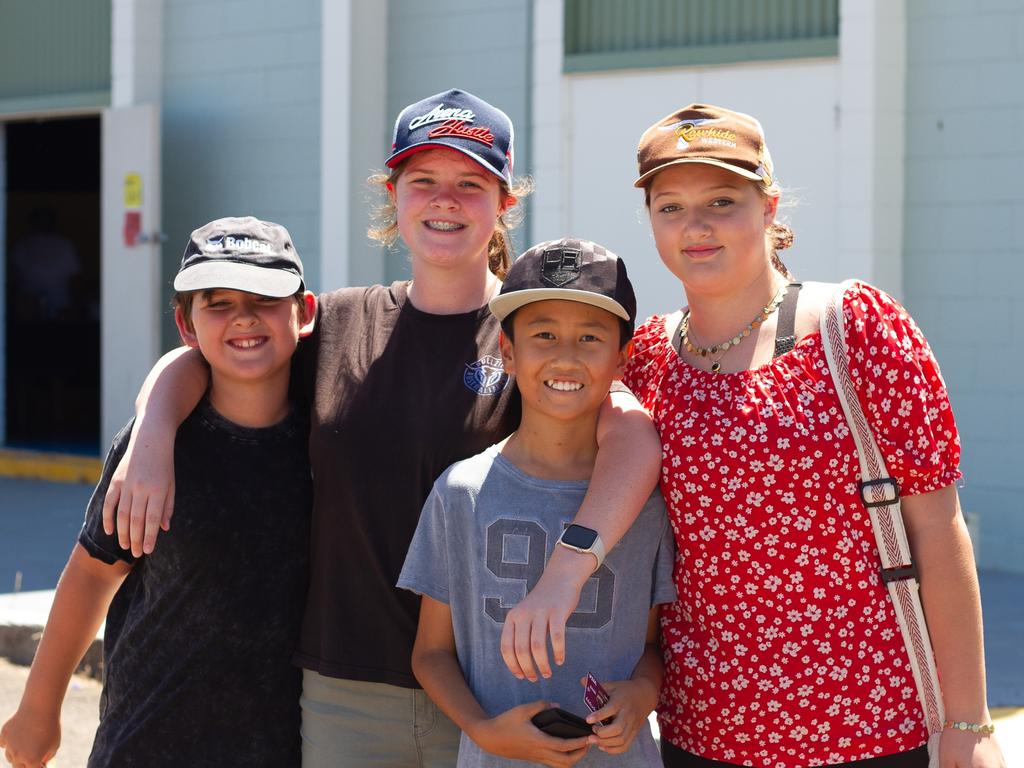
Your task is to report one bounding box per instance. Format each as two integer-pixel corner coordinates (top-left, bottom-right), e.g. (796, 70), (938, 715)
(679, 284), (788, 373)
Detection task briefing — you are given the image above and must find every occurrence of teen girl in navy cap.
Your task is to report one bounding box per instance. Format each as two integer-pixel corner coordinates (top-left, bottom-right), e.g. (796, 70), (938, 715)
(100, 89), (661, 767)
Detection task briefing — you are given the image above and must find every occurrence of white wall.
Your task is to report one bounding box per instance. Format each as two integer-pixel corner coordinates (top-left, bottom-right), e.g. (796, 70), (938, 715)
(101, 0), (164, 446)
(101, 104), (162, 447)
(901, 0), (1024, 572)
(535, 60), (840, 322)
(836, 0), (906, 298)
(321, 0), (389, 291)
(111, 0), (162, 108)
(0, 124), (5, 445)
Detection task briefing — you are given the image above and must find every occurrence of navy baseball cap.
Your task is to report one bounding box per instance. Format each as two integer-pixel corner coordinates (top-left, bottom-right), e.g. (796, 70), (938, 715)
(385, 88), (514, 184)
(173, 216), (304, 298)
(490, 238), (637, 333)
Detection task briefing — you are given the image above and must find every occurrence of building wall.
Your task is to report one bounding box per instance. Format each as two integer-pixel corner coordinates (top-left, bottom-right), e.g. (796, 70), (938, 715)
(0, 0), (111, 114)
(533, 0), (904, 327)
(382, 0), (533, 282)
(158, 0), (322, 347)
(549, 60), (840, 322)
(903, 0), (1024, 570)
(0, 124), (5, 445)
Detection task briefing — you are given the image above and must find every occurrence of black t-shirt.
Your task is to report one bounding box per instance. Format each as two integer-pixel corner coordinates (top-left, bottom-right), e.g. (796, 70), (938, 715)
(292, 281), (520, 687)
(79, 399), (311, 767)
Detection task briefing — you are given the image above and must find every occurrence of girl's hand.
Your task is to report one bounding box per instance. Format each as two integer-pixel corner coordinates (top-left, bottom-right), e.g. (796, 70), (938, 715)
(0, 708), (60, 768)
(582, 676), (659, 755)
(469, 700), (590, 768)
(939, 728), (1007, 768)
(499, 575), (582, 682)
(101, 422), (175, 558)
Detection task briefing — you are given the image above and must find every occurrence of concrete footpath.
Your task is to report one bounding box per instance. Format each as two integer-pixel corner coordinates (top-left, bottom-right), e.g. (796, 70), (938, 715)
(1, 475), (1022, 764)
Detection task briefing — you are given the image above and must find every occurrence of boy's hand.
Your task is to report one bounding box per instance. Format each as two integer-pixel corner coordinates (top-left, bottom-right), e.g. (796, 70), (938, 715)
(581, 676), (659, 755)
(0, 708), (60, 767)
(102, 423), (175, 558)
(469, 700), (590, 768)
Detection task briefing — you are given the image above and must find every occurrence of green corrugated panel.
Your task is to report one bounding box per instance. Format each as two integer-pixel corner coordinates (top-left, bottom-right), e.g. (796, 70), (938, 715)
(0, 0), (111, 106)
(565, 0), (838, 62)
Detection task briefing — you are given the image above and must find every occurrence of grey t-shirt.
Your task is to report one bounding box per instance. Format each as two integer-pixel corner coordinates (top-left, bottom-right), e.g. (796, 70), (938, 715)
(398, 445), (676, 767)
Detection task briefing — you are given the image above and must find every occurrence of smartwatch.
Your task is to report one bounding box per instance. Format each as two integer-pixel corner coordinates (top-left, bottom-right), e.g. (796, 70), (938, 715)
(556, 524), (606, 569)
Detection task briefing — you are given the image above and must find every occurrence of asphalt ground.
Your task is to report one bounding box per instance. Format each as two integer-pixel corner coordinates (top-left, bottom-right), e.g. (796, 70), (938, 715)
(0, 477), (93, 594)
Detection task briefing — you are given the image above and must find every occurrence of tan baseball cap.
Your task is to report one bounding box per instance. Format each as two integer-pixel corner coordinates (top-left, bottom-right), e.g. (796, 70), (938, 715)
(634, 103), (774, 188)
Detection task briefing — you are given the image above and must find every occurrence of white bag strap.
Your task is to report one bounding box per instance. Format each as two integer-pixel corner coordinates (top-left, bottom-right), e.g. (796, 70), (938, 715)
(819, 281), (945, 763)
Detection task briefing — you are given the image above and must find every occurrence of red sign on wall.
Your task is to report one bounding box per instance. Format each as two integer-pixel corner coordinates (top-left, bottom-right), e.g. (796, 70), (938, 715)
(123, 210), (141, 246)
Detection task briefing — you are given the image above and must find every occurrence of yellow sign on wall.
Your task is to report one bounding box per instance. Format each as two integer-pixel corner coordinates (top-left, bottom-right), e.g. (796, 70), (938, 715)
(123, 172), (142, 209)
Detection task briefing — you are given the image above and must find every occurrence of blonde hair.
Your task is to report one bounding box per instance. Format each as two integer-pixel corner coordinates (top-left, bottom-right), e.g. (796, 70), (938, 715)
(367, 161), (534, 281)
(756, 178), (795, 280)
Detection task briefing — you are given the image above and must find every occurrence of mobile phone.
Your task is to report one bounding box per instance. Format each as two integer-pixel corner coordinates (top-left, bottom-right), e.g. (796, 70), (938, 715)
(530, 707), (594, 739)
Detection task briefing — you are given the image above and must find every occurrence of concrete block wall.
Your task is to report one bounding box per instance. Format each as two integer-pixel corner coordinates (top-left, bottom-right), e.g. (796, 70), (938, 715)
(0, 125), (5, 445)
(903, 0), (1024, 571)
(383, 0), (532, 283)
(158, 0), (321, 347)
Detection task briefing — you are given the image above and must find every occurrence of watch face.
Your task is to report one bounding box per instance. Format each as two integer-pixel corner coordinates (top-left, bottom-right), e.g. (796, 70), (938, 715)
(561, 524), (598, 550)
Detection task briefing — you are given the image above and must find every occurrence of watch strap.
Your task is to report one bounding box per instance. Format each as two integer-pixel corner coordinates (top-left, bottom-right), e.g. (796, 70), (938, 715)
(557, 527), (606, 570)
(588, 533), (606, 569)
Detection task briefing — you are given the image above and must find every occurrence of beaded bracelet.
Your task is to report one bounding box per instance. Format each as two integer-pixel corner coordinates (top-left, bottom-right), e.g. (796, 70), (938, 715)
(943, 720), (996, 735)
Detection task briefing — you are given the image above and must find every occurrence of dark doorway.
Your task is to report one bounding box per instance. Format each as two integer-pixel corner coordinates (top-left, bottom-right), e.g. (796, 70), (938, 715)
(4, 117), (101, 454)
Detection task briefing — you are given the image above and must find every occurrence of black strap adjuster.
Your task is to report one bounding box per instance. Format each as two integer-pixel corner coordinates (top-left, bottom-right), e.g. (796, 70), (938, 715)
(859, 477), (899, 508)
(881, 563), (919, 584)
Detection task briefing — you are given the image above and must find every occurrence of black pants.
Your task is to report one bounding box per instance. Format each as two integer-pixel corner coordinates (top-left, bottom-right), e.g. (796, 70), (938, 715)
(661, 741), (929, 768)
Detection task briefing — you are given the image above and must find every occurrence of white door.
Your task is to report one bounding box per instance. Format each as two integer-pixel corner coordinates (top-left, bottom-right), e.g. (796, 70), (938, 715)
(101, 103), (161, 448)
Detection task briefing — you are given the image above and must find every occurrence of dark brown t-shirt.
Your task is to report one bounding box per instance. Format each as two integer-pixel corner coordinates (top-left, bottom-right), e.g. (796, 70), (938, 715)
(292, 281), (520, 687)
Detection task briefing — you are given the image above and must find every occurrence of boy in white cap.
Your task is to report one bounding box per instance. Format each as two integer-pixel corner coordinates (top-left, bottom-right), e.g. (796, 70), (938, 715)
(399, 238), (675, 767)
(0, 217), (316, 767)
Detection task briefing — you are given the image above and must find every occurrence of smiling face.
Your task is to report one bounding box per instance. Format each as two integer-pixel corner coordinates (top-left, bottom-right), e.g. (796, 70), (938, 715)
(647, 163), (778, 297)
(392, 148), (511, 276)
(175, 288), (315, 387)
(500, 299), (630, 425)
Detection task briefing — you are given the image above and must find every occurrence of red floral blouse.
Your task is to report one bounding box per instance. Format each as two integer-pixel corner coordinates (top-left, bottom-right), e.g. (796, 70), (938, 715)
(624, 282), (961, 767)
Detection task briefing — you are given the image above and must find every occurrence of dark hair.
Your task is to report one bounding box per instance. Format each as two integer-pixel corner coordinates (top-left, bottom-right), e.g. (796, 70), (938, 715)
(173, 288), (307, 332)
(500, 308), (633, 348)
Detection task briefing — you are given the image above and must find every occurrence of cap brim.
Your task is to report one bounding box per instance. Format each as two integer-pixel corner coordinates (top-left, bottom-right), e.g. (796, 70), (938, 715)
(634, 157), (765, 188)
(173, 262), (302, 298)
(489, 288), (631, 323)
(386, 142), (509, 183)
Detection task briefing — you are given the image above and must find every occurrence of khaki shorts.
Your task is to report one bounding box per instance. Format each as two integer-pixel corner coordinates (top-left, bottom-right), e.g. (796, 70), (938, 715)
(300, 670), (461, 767)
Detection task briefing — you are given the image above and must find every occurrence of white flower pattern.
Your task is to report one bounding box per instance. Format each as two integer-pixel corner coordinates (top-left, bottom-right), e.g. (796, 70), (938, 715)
(625, 282), (961, 767)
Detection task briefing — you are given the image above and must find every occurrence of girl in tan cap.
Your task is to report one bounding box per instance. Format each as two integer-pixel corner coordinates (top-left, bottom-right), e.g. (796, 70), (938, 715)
(625, 104), (1005, 768)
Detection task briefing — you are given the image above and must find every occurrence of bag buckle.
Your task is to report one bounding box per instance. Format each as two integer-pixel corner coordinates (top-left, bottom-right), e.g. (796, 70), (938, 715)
(859, 477), (899, 508)
(881, 562), (919, 584)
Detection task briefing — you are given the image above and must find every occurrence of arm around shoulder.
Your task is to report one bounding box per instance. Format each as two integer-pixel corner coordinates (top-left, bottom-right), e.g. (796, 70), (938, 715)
(500, 387), (662, 681)
(102, 345), (209, 557)
(590, 389), (662, 548)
